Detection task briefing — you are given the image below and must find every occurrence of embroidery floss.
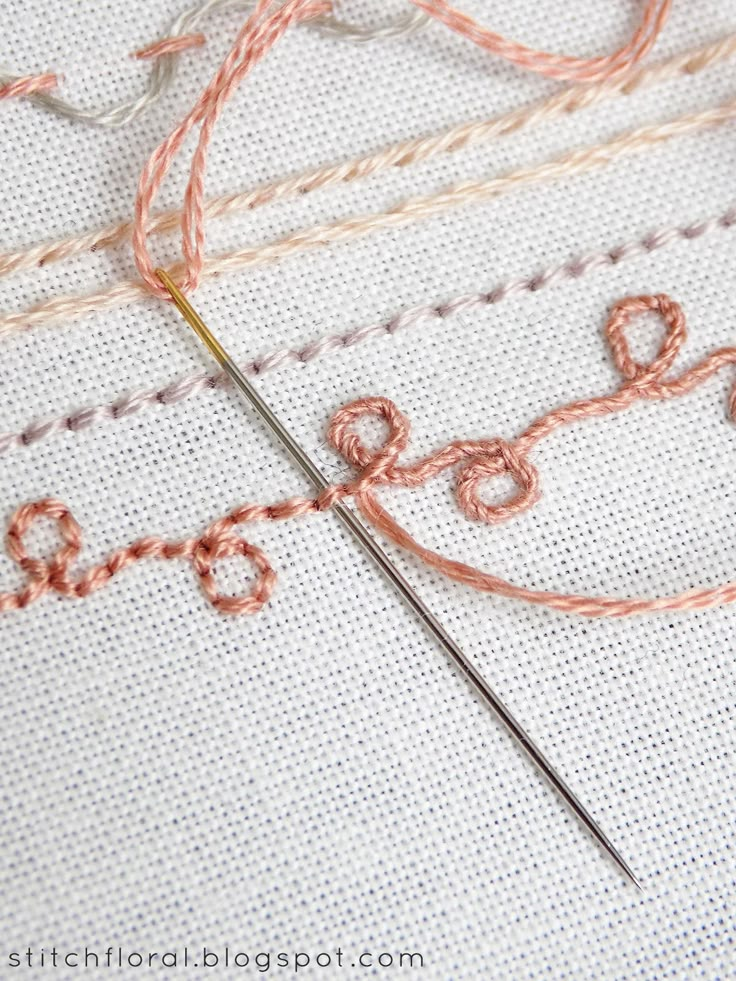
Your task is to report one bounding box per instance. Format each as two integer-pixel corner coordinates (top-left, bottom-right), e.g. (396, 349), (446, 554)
(7, 28), (734, 283)
(5, 94), (735, 340)
(0, 73), (58, 100)
(4, 294), (736, 620)
(0, 0), (698, 888)
(2, 205), (735, 459)
(412, 0), (671, 82)
(0, 0), (428, 123)
(0, 0), (670, 119)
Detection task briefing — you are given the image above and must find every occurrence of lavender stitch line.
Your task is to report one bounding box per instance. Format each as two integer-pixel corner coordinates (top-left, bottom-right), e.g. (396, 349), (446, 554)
(1, 206), (734, 457)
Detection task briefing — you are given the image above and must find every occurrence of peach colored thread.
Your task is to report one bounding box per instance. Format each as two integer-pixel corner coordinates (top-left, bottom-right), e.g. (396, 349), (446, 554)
(411, 0), (670, 82)
(134, 33), (207, 60)
(131, 0), (671, 297)
(0, 73), (57, 100)
(3, 95), (734, 340)
(5, 294), (736, 619)
(133, 0), (333, 298)
(3, 29), (735, 284)
(1, 205), (734, 460)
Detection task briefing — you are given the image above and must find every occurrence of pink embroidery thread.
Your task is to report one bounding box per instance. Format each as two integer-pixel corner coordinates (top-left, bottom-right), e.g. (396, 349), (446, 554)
(5, 294), (736, 619)
(412, 0), (671, 82)
(0, 73), (57, 100)
(2, 2), (669, 115)
(0, 2), (687, 620)
(131, 0), (671, 298)
(133, 33), (207, 60)
(8, 26), (732, 284)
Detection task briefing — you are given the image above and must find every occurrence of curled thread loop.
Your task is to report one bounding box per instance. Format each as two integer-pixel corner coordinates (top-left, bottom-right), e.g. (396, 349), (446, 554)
(455, 442), (541, 525)
(193, 528), (277, 614)
(2, 499), (277, 615)
(606, 292), (686, 387)
(6, 295), (736, 620)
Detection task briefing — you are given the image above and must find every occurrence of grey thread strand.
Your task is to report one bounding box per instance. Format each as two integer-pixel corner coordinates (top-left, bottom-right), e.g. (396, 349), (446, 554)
(311, 5), (430, 42)
(0, 0), (428, 128)
(2, 206), (733, 457)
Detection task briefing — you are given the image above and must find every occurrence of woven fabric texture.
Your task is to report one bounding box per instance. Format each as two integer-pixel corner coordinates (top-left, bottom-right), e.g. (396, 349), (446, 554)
(1, 2), (735, 978)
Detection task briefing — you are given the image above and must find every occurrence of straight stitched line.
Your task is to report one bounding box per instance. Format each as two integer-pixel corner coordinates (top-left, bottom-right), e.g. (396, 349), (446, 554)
(2, 96), (736, 340)
(2, 205), (733, 456)
(1, 31), (735, 281)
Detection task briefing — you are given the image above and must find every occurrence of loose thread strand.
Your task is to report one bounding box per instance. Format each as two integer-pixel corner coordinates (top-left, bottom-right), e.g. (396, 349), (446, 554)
(0, 0), (668, 121)
(0, 0), (428, 124)
(410, 0), (671, 82)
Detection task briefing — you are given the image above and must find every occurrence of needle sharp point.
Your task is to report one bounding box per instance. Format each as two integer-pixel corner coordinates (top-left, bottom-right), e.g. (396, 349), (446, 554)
(158, 276), (642, 890)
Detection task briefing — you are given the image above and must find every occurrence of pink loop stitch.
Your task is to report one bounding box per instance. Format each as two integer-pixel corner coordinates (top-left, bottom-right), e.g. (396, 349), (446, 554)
(6, 294), (736, 619)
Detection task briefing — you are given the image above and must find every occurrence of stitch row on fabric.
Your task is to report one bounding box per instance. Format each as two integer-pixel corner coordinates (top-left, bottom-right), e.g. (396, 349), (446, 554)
(2, 205), (733, 458)
(123, 0), (666, 297)
(2, 95), (735, 340)
(118, 0), (670, 299)
(3, 30), (734, 283)
(5, 293), (736, 619)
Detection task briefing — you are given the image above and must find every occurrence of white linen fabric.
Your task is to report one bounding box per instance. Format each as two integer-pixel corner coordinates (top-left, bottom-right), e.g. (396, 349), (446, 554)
(1, 2), (735, 978)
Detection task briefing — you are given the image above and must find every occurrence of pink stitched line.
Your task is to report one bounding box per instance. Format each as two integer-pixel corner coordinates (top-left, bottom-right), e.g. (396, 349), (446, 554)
(412, 0), (671, 82)
(134, 33), (207, 60)
(5, 293), (736, 618)
(2, 206), (733, 458)
(131, 0), (670, 298)
(0, 73), (57, 100)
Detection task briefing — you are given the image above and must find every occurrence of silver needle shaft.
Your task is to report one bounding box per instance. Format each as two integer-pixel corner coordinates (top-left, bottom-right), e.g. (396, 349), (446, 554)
(157, 268), (641, 890)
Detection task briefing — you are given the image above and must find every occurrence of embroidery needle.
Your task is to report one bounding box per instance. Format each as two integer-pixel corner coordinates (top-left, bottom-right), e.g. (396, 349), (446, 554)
(156, 267), (642, 890)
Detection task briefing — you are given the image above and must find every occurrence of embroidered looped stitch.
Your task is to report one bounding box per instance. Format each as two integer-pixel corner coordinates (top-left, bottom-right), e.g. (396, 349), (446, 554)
(5, 294), (736, 620)
(192, 528), (276, 614)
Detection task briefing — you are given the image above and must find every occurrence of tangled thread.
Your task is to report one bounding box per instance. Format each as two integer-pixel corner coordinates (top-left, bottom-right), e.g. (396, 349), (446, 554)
(1, 1), (670, 124)
(0, 0), (431, 125)
(5, 293), (736, 619)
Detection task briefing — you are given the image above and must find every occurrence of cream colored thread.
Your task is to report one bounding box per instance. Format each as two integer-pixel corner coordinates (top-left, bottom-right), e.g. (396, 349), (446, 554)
(2, 31), (735, 282)
(2, 96), (736, 339)
(1, 205), (733, 458)
(307, 4), (430, 41)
